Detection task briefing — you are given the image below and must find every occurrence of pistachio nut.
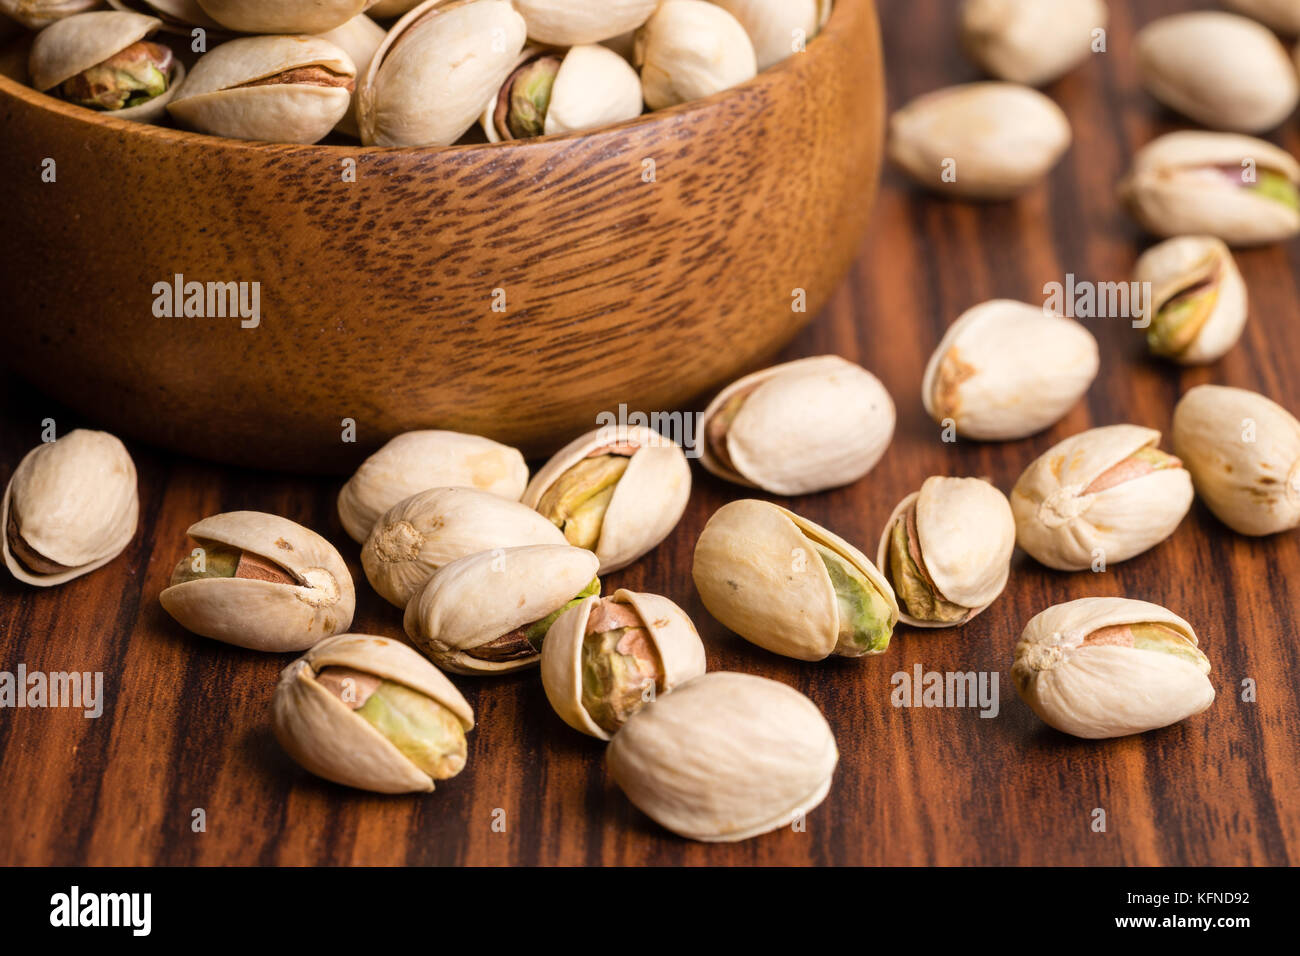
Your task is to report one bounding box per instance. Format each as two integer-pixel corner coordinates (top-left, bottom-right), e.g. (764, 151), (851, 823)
(403, 544), (600, 675)
(876, 477), (1015, 629)
(273, 633), (474, 793)
(606, 672), (837, 843)
(1172, 384), (1300, 536)
(959, 0), (1107, 87)
(28, 11), (184, 123)
(692, 499), (898, 661)
(481, 44), (643, 142)
(710, 0), (831, 72)
(358, 0), (527, 147)
(699, 355), (895, 496)
(541, 588), (706, 740)
(1223, 0), (1300, 35)
(168, 36), (356, 144)
(196, 0), (370, 34)
(368, 0), (422, 17)
(337, 430), (529, 544)
(887, 82), (1072, 200)
(1011, 424), (1194, 571)
(1118, 131), (1300, 247)
(0, 0), (98, 30)
(2, 429), (138, 587)
(160, 511), (356, 651)
(513, 0), (658, 46)
(1134, 236), (1247, 365)
(106, 0), (224, 31)
(523, 424), (690, 575)
(1012, 597), (1214, 739)
(362, 486), (566, 608)
(634, 0), (757, 111)
(921, 300), (1099, 441)
(316, 13), (386, 138)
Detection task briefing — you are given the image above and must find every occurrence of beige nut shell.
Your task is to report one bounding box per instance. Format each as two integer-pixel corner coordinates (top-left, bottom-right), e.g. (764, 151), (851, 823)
(876, 476), (1015, 628)
(523, 424), (691, 575)
(921, 300), (1099, 441)
(710, 0), (830, 72)
(541, 588), (707, 740)
(607, 672), (838, 843)
(692, 499), (898, 662)
(514, 0), (658, 45)
(699, 355), (896, 496)
(3, 429), (139, 587)
(1, 0), (99, 30)
(1134, 236), (1247, 365)
(316, 13), (386, 139)
(403, 544), (599, 675)
(1012, 597), (1214, 739)
(273, 633), (474, 793)
(338, 430), (529, 544)
(196, 0), (370, 34)
(159, 510), (356, 651)
(1172, 384), (1300, 536)
(959, 0), (1107, 87)
(1011, 424), (1194, 571)
(634, 0), (757, 111)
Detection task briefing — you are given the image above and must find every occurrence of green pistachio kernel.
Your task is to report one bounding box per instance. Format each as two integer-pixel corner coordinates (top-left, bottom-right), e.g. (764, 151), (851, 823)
(815, 543), (895, 655)
(1149, 284), (1218, 357)
(537, 452), (632, 550)
(886, 517), (967, 624)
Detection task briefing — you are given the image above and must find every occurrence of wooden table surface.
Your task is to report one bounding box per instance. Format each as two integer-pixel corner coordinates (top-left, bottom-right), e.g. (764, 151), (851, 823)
(4, 0), (1299, 867)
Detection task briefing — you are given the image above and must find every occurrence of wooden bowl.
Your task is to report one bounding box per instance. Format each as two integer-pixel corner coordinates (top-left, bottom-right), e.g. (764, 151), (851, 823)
(0, 1), (884, 473)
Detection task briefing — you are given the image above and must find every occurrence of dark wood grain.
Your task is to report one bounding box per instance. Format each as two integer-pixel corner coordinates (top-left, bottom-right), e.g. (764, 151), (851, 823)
(2, 0), (1299, 866)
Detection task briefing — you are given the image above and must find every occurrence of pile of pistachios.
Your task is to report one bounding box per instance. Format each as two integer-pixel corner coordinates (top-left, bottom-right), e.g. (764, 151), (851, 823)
(3, 0), (831, 145)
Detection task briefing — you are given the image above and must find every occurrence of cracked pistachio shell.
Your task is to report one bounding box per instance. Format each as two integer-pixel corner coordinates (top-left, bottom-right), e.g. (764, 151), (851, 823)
(699, 355), (895, 496)
(357, 0), (527, 147)
(960, 0), (1107, 87)
(1, 0), (98, 29)
(196, 0), (370, 34)
(1118, 131), (1300, 247)
(168, 36), (356, 144)
(710, 0), (831, 72)
(363, 486), (565, 608)
(338, 430), (528, 544)
(922, 300), (1099, 441)
(1224, 0), (1300, 34)
(607, 672), (837, 843)
(523, 425), (691, 575)
(514, 0), (658, 45)
(403, 544), (599, 675)
(692, 499), (898, 661)
(1137, 13), (1298, 134)
(541, 589), (706, 740)
(634, 0), (757, 111)
(1134, 236), (1247, 365)
(273, 633), (474, 793)
(159, 511), (356, 651)
(876, 477), (1014, 629)
(107, 0), (223, 31)
(2, 430), (138, 587)
(1012, 597), (1213, 739)
(316, 13), (386, 138)
(1011, 425), (1194, 571)
(1172, 384), (1300, 536)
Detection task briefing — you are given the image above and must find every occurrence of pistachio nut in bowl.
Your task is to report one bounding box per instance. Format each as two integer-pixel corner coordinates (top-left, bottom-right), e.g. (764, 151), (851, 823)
(2, 429), (138, 587)
(959, 0), (1107, 87)
(1012, 597), (1214, 740)
(692, 499), (898, 661)
(635, 0), (757, 110)
(541, 589), (706, 740)
(523, 425), (690, 575)
(877, 477), (1015, 629)
(106, 0), (224, 32)
(273, 634), (474, 793)
(196, 0), (372, 34)
(606, 672), (838, 843)
(0, 0), (98, 29)
(403, 544), (600, 675)
(315, 12), (385, 139)
(1172, 384), (1300, 536)
(1133, 237), (1247, 365)
(1011, 425), (1194, 572)
(160, 511), (356, 651)
(512, 0), (659, 45)
(710, 0), (832, 72)
(699, 355), (895, 496)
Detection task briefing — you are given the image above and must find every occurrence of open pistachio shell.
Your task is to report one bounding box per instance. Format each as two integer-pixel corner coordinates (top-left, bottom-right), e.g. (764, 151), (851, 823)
(1134, 236), (1247, 365)
(699, 355), (895, 496)
(876, 477), (1014, 629)
(1011, 424), (1194, 571)
(1173, 384), (1300, 536)
(159, 511), (356, 651)
(692, 499), (898, 661)
(541, 588), (706, 740)
(1, 0), (98, 29)
(273, 633), (474, 793)
(196, 0), (370, 34)
(960, 0), (1107, 87)
(1012, 597), (1213, 739)
(514, 0), (658, 45)
(403, 544), (599, 675)
(634, 0), (757, 111)
(1224, 0), (1300, 35)
(921, 300), (1098, 441)
(710, 0), (831, 71)
(3, 429), (138, 587)
(358, 0), (527, 147)
(316, 13), (386, 138)
(337, 430), (529, 544)
(363, 486), (566, 608)
(523, 424), (690, 575)
(607, 672), (838, 843)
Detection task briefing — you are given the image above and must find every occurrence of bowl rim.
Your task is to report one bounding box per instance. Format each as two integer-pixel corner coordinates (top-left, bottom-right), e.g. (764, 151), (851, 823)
(0, 0), (869, 155)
